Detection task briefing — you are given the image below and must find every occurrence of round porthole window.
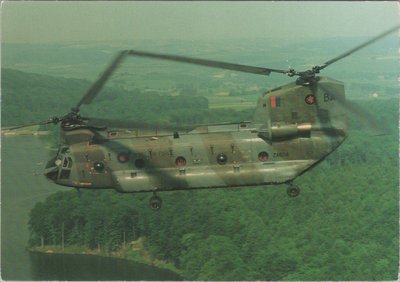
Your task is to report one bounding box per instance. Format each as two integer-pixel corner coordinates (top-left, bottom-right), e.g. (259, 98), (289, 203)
(216, 153), (228, 165)
(117, 152), (130, 163)
(175, 156), (186, 167)
(258, 151), (269, 162)
(93, 161), (105, 172)
(135, 158), (146, 169)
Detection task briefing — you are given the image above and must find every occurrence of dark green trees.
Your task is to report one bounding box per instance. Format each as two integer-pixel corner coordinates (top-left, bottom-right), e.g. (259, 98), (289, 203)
(8, 68), (398, 280)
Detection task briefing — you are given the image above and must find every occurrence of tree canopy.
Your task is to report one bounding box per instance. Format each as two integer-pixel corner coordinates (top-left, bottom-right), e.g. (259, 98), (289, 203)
(4, 68), (398, 280)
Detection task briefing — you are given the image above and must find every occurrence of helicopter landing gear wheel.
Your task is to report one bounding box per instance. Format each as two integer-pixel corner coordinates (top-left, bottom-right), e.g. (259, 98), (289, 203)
(287, 184), (300, 197)
(149, 192), (162, 211)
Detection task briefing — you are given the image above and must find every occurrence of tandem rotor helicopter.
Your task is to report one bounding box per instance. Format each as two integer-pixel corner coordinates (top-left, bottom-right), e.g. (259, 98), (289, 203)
(5, 25), (399, 210)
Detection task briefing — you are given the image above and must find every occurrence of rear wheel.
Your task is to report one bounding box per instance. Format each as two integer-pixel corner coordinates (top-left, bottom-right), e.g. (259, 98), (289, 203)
(149, 193), (162, 211)
(287, 184), (300, 197)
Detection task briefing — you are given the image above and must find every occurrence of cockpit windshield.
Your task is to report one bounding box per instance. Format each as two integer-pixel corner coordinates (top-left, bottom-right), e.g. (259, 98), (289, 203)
(45, 146), (72, 182)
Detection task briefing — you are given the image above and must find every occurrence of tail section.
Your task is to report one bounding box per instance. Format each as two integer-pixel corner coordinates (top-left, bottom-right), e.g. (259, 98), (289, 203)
(253, 77), (348, 142)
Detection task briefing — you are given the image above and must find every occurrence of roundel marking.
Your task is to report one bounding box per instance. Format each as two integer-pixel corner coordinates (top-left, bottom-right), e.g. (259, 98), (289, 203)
(117, 152), (129, 163)
(305, 94), (316, 105)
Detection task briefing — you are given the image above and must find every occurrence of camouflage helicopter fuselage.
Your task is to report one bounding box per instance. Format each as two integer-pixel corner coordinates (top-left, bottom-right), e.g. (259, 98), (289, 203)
(46, 77), (347, 194)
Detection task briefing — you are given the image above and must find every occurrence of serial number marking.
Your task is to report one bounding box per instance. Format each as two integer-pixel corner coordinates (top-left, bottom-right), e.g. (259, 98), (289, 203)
(323, 92), (335, 102)
(273, 151), (289, 158)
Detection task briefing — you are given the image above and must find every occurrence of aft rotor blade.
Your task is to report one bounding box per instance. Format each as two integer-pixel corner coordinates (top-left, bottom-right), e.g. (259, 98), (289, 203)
(4, 123), (43, 131)
(319, 24), (400, 70)
(126, 50), (288, 76)
(318, 84), (387, 134)
(75, 51), (128, 110)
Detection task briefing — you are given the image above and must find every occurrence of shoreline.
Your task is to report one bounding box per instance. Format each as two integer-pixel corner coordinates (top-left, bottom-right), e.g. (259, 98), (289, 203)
(28, 240), (183, 278)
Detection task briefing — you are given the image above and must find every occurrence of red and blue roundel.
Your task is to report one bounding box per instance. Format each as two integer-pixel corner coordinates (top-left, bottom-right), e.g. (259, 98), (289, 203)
(305, 94), (316, 105)
(117, 152), (129, 163)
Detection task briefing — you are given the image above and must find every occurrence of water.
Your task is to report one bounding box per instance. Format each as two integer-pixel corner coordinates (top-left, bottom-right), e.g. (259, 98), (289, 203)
(1, 135), (181, 280)
(29, 252), (181, 281)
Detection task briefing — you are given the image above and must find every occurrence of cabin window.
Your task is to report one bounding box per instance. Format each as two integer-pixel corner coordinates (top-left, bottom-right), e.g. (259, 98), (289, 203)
(216, 153), (228, 165)
(258, 151), (269, 161)
(175, 156), (186, 167)
(93, 161), (105, 172)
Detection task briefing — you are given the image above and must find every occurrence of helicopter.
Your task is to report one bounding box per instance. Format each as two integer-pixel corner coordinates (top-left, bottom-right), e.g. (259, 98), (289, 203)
(5, 25), (398, 210)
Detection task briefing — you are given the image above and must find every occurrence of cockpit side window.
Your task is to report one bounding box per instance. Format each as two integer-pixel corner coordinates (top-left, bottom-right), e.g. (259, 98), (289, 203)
(67, 157), (73, 168)
(63, 157), (68, 168)
(61, 147), (70, 154)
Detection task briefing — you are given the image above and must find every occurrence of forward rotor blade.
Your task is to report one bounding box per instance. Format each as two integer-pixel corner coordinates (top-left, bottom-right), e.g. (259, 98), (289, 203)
(3, 119), (55, 131)
(319, 24), (400, 70)
(87, 118), (194, 132)
(74, 49), (288, 112)
(126, 50), (288, 76)
(4, 123), (42, 131)
(75, 51), (128, 110)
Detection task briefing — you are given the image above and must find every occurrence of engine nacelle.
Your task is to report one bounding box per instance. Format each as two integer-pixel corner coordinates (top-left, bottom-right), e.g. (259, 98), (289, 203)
(264, 123), (311, 141)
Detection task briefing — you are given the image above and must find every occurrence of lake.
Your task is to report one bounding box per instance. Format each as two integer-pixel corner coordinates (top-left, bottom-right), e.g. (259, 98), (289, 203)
(29, 252), (181, 280)
(1, 135), (181, 280)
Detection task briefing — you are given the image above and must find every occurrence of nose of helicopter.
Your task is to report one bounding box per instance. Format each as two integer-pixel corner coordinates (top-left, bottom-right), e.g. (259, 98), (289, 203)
(44, 167), (59, 182)
(44, 155), (61, 182)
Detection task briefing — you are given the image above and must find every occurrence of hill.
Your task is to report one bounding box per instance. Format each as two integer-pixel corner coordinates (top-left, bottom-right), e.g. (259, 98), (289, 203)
(1, 68), (231, 128)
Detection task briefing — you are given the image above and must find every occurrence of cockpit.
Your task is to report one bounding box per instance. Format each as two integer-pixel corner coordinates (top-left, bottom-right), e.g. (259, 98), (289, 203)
(44, 146), (73, 183)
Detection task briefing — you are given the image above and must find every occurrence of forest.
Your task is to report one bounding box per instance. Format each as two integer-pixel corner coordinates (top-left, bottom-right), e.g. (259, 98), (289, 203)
(2, 67), (399, 280)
